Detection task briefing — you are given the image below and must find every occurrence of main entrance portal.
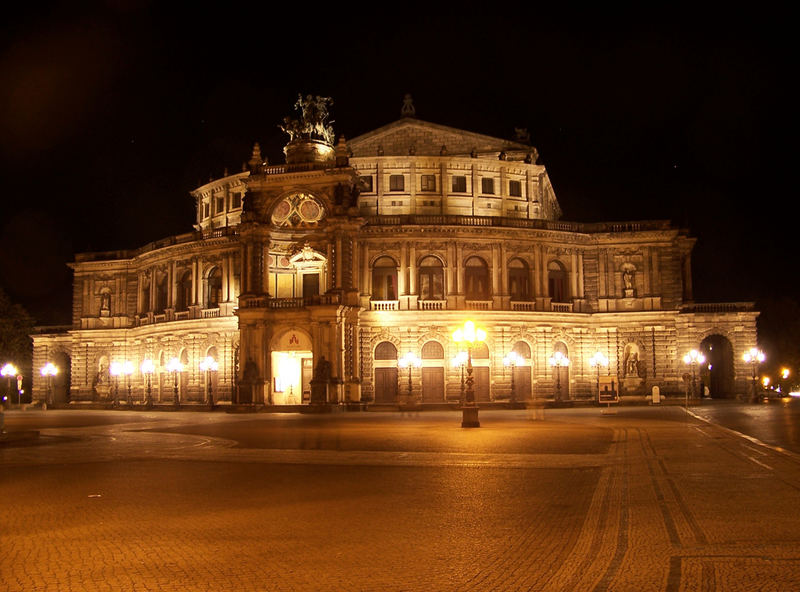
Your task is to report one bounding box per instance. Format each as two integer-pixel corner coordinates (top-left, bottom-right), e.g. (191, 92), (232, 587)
(271, 329), (313, 405)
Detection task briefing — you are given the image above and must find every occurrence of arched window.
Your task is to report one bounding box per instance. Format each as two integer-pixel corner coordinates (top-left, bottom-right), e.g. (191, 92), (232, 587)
(421, 341), (444, 359)
(372, 256), (398, 300)
(177, 271), (192, 312)
(512, 341), (531, 359)
(375, 341), (398, 360)
(508, 258), (530, 300)
(207, 267), (222, 307)
(141, 277), (151, 312)
(472, 343), (490, 359)
(465, 256), (490, 299)
(548, 260), (568, 303)
(418, 256), (444, 300)
(155, 273), (168, 313)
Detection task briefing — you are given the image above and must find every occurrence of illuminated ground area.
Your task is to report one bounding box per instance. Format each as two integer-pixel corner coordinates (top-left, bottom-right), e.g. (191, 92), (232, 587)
(2, 407), (800, 591)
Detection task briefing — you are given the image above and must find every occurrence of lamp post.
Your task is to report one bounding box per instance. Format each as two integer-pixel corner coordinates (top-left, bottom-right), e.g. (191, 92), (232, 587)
(548, 351), (570, 402)
(451, 351), (468, 405)
(742, 348), (765, 401)
(141, 359), (155, 408)
(452, 320), (486, 428)
(589, 352), (609, 397)
(199, 356), (219, 408)
(167, 357), (183, 407)
(682, 349), (706, 407)
(40, 362), (58, 408)
(2, 363), (18, 406)
(503, 350), (522, 405)
(109, 361), (122, 407)
(122, 360), (134, 406)
(397, 351), (422, 408)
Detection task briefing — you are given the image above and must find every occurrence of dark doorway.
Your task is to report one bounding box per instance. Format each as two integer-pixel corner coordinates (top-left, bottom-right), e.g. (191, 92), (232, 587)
(699, 335), (734, 398)
(52, 352), (71, 404)
(374, 367), (398, 404)
(422, 367), (444, 403)
(513, 366), (531, 401)
(473, 367), (490, 402)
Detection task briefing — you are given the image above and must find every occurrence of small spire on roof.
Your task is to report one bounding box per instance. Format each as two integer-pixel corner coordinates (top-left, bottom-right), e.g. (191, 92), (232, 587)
(248, 142), (263, 170)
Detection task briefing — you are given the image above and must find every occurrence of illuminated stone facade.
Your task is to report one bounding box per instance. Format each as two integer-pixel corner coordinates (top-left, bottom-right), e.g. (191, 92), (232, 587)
(32, 99), (759, 407)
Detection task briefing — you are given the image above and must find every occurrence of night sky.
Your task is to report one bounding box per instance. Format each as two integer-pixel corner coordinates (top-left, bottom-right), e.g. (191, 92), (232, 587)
(0, 5), (793, 332)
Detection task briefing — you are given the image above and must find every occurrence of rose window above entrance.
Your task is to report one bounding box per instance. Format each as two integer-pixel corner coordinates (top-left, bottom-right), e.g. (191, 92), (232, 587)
(271, 193), (325, 227)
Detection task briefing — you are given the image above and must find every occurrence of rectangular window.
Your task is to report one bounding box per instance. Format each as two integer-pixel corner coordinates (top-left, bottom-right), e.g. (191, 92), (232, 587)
(452, 175), (467, 192)
(481, 178), (495, 194)
(420, 174), (436, 192)
(389, 175), (404, 191)
(360, 175), (373, 192)
(509, 180), (522, 197)
(231, 192), (242, 209)
(203, 203), (210, 218)
(216, 196), (225, 214)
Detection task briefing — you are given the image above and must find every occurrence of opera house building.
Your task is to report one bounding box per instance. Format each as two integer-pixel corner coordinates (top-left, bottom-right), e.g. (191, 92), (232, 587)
(31, 96), (758, 409)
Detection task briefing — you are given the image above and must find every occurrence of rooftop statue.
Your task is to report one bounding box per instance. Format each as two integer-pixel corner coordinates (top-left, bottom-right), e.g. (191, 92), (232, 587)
(280, 94), (335, 145)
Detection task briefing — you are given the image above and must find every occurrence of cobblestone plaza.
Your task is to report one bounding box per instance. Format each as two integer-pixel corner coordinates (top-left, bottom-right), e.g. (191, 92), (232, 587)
(3, 406), (800, 591)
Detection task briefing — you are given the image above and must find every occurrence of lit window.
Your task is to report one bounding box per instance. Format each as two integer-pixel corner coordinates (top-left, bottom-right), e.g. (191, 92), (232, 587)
(389, 175), (405, 191)
(420, 175), (436, 192)
(509, 180), (522, 197)
(452, 176), (467, 192)
(481, 178), (495, 194)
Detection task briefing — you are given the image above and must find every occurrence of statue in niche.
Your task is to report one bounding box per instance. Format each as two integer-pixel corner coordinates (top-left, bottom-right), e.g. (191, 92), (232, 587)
(99, 292), (111, 315)
(622, 265), (635, 297)
(623, 344), (641, 378)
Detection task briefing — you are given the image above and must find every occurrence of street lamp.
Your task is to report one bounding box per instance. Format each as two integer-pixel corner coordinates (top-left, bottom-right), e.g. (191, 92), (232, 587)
(122, 360), (134, 405)
(682, 349), (706, 407)
(40, 362), (58, 407)
(2, 363), (18, 406)
(548, 351), (570, 402)
(199, 356), (219, 408)
(451, 351), (468, 404)
(503, 350), (522, 404)
(141, 359), (155, 408)
(452, 320), (486, 428)
(742, 348), (765, 401)
(397, 351), (422, 407)
(109, 361), (122, 407)
(167, 357), (183, 406)
(589, 351), (609, 397)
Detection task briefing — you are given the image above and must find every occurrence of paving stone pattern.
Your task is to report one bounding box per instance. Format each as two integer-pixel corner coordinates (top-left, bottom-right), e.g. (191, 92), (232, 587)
(2, 408), (800, 591)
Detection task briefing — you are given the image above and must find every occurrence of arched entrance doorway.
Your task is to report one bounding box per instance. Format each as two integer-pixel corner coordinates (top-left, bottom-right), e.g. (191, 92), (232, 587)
(373, 341), (398, 404)
(699, 335), (734, 398)
(271, 329), (313, 405)
(52, 351), (71, 405)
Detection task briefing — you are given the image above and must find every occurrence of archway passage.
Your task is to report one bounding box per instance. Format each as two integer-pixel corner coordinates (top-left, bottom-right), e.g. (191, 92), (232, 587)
(52, 352), (71, 405)
(700, 335), (734, 398)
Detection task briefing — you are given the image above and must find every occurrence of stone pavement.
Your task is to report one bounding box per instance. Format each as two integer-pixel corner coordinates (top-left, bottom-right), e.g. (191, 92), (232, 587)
(1, 407), (800, 591)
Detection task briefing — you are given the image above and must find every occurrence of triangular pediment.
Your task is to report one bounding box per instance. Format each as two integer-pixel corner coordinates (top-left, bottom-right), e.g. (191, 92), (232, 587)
(347, 118), (535, 158)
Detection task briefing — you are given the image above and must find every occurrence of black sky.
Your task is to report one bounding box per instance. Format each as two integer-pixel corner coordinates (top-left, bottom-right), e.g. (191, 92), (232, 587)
(0, 3), (794, 327)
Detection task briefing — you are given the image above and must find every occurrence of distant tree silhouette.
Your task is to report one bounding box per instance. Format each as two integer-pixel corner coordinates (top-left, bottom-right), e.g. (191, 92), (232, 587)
(0, 286), (33, 403)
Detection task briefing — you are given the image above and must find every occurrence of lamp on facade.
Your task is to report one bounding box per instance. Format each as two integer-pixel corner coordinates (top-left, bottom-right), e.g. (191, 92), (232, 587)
(166, 357), (183, 406)
(109, 361), (122, 408)
(682, 349), (706, 407)
(742, 348), (765, 401)
(141, 359), (155, 408)
(2, 363), (18, 406)
(548, 351), (570, 402)
(122, 360), (134, 406)
(503, 351), (522, 404)
(589, 351), (609, 397)
(451, 351), (468, 405)
(40, 362), (58, 408)
(452, 320), (486, 428)
(397, 351), (422, 408)
(199, 356), (219, 408)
